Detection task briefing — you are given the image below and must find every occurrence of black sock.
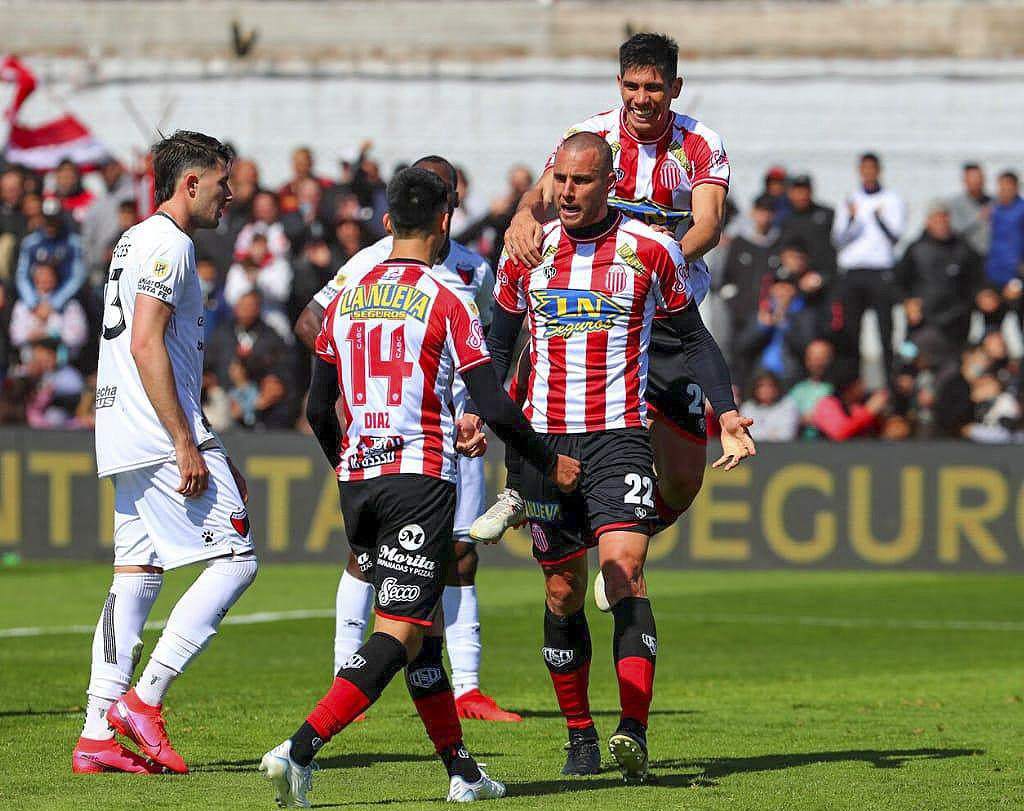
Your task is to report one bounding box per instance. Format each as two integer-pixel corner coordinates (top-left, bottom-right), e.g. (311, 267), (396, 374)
(289, 722), (325, 766)
(506, 445), (522, 493)
(440, 742), (482, 783)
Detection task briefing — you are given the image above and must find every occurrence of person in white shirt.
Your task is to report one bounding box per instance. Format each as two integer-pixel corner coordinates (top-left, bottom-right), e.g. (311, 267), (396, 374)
(74, 131), (257, 777)
(832, 152), (907, 377)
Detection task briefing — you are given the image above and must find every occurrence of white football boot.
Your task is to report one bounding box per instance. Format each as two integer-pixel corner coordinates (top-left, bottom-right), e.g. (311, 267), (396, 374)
(260, 739), (315, 808)
(469, 488), (526, 542)
(447, 767), (507, 802)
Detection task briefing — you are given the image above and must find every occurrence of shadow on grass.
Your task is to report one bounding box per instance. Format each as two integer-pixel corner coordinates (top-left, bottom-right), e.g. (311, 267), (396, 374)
(516, 708), (699, 720)
(195, 751), (500, 773)
(0, 707), (80, 718)
(507, 747), (985, 796)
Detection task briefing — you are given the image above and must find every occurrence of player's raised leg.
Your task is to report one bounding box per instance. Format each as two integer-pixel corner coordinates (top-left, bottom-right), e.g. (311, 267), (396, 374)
(333, 553), (375, 672)
(598, 530), (656, 783)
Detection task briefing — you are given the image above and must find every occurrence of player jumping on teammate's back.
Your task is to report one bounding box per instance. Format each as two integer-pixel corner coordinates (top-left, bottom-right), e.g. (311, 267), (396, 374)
(479, 132), (738, 782)
(74, 132), (257, 776)
(260, 168), (580, 807)
(295, 155), (520, 723)
(471, 32), (755, 545)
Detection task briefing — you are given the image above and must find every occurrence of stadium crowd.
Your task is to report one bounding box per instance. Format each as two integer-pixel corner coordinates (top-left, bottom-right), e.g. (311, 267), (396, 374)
(0, 145), (1021, 442)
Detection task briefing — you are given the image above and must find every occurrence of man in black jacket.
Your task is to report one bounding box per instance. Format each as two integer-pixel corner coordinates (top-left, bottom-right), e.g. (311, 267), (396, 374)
(896, 200), (983, 351)
(779, 174), (836, 283)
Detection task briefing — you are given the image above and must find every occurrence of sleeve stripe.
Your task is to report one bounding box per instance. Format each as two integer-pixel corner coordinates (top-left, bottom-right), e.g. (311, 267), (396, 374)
(691, 177), (730, 189)
(458, 356), (492, 373)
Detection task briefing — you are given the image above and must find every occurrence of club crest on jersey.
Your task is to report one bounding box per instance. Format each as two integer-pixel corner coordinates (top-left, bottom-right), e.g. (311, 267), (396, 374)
(150, 259), (172, 281)
(606, 267), (628, 296)
(230, 509), (250, 537)
(336, 283), (430, 322)
(529, 289), (625, 338)
(657, 159), (682, 191)
(455, 261), (476, 286)
(667, 141), (691, 173)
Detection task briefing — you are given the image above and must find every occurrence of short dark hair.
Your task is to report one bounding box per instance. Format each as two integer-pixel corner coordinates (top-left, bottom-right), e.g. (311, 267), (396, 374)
(619, 32), (678, 84)
(859, 152), (880, 168)
(386, 167), (449, 237)
(558, 132), (614, 177)
(151, 130), (233, 206)
(412, 155), (459, 208)
(963, 162), (981, 172)
(999, 170), (1019, 185)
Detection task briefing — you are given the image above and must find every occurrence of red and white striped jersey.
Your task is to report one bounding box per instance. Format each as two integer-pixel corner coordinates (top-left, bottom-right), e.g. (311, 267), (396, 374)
(494, 214), (691, 434)
(546, 107), (730, 211)
(315, 259), (491, 483)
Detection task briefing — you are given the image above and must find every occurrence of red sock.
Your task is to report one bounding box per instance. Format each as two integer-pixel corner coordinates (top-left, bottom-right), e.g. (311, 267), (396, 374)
(549, 662), (593, 730)
(306, 677), (371, 738)
(616, 657), (654, 727)
(413, 691), (463, 752)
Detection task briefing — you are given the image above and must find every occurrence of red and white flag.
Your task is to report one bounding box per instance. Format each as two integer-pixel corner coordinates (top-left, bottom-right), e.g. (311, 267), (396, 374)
(1, 54), (110, 171)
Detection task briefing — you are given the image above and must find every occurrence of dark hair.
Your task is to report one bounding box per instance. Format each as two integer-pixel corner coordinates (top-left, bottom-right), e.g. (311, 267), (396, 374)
(558, 132), (614, 177)
(619, 32), (678, 84)
(151, 130), (233, 205)
(753, 193), (775, 211)
(859, 152), (880, 168)
(962, 162), (981, 172)
(998, 170), (1019, 185)
(386, 167), (449, 237)
(412, 155), (460, 209)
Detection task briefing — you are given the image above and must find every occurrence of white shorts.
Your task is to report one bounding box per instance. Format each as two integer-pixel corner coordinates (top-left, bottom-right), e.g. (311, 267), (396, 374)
(112, 449), (254, 571)
(453, 454), (486, 542)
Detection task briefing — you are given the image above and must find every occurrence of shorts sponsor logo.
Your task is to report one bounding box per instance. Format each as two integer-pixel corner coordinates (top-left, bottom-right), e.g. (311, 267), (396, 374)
(543, 647), (574, 668)
(202, 530), (215, 545)
(348, 435), (404, 470)
(230, 509), (250, 537)
(634, 506), (649, 520)
(530, 522), (549, 553)
(642, 633), (658, 656)
(398, 524), (426, 551)
(377, 577), (421, 607)
(408, 666), (443, 689)
(340, 653), (367, 670)
(377, 545), (437, 578)
(94, 385), (117, 409)
(525, 501), (561, 522)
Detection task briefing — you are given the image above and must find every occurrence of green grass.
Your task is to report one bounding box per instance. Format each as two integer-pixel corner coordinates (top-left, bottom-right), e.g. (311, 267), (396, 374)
(1, 563), (1022, 810)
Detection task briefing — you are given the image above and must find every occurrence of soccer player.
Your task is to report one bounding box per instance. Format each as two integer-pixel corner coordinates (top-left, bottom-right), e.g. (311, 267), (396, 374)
(295, 156), (520, 722)
(73, 131), (257, 775)
(472, 32), (754, 544)
(483, 133), (739, 782)
(260, 168), (580, 806)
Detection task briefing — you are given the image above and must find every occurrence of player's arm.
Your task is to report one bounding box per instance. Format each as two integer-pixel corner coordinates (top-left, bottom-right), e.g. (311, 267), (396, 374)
(680, 183), (727, 263)
(505, 168), (554, 266)
(461, 361), (579, 494)
(295, 299), (326, 350)
(130, 294), (209, 496)
(306, 357), (342, 469)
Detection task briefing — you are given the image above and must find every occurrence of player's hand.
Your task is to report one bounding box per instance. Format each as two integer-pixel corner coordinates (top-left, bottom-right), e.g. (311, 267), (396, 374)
(174, 440), (210, 498)
(648, 223), (674, 235)
(506, 207), (545, 267)
(227, 456), (248, 503)
(713, 410), (756, 471)
(456, 414), (487, 458)
(551, 454), (581, 493)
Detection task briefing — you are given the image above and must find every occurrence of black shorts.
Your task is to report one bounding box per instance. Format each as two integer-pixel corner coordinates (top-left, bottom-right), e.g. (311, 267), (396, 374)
(520, 428), (656, 567)
(339, 474), (456, 626)
(644, 320), (707, 444)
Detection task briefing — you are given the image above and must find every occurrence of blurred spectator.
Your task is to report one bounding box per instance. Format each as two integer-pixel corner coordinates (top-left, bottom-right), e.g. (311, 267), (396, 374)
(0, 169), (27, 280)
(81, 159), (135, 284)
(334, 217), (374, 264)
(890, 328), (971, 438)
(813, 372), (887, 441)
(13, 336), (85, 428)
(457, 164), (534, 269)
(734, 263), (820, 389)
(233, 190), (290, 263)
(198, 258), (231, 341)
(451, 164), (485, 235)
(832, 152), (906, 377)
(206, 289), (289, 393)
(779, 174), (836, 281)
(896, 199), (983, 349)
(948, 163), (992, 259)
(224, 232), (293, 341)
(351, 154), (388, 236)
(21, 192), (43, 233)
(282, 177), (331, 253)
(984, 172), (1024, 324)
(277, 146), (332, 214)
(762, 166), (792, 227)
(227, 357), (260, 428)
(288, 237), (337, 328)
(720, 195), (780, 333)
(963, 370), (1021, 443)
(202, 367), (233, 433)
(740, 371), (799, 441)
(15, 198), (86, 312)
(788, 339), (835, 439)
(9, 260), (88, 361)
(51, 159), (94, 224)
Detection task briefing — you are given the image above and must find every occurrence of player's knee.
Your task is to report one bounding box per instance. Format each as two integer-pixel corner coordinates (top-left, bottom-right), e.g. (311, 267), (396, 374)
(545, 571), (585, 616)
(601, 558), (646, 606)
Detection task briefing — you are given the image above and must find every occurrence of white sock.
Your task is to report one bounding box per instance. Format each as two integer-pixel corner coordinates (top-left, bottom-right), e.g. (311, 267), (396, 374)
(334, 570), (374, 673)
(137, 554), (258, 705)
(83, 572), (162, 739)
(443, 585), (481, 698)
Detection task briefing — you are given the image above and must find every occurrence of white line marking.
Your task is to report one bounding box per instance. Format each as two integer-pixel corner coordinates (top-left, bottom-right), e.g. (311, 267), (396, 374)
(1, 609), (1022, 639)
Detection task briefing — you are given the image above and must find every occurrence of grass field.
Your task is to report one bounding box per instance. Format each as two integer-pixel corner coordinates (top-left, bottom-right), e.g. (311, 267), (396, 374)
(1, 563), (1022, 810)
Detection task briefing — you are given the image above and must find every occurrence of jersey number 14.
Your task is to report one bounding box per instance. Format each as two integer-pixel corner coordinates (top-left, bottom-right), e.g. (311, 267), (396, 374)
(346, 323), (414, 406)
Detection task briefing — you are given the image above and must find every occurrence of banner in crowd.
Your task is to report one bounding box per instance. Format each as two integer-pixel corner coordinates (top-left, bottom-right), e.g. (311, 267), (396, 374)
(2, 429), (1023, 571)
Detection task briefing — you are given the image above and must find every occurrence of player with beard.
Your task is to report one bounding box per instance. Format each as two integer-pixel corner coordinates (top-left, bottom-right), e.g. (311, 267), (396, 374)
(472, 34), (755, 568)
